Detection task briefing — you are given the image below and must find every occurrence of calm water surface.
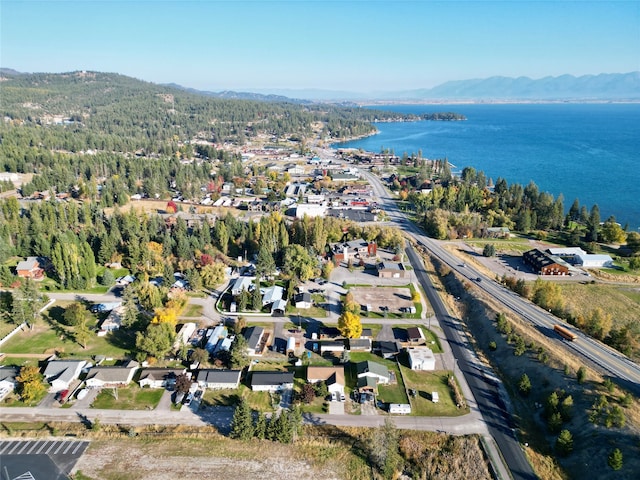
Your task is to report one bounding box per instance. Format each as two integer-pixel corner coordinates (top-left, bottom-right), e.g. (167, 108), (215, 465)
(335, 104), (640, 230)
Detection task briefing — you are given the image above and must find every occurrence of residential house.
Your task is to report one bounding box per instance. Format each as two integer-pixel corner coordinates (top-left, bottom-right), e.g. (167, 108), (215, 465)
(196, 369), (241, 390)
(15, 257), (44, 280)
(100, 305), (125, 332)
(250, 371), (294, 392)
(407, 347), (436, 371)
(138, 368), (186, 389)
(320, 340), (345, 354)
(243, 326), (266, 356)
(173, 322), (197, 350)
(262, 285), (284, 306)
(231, 276), (255, 296)
(205, 325), (228, 353)
(294, 204), (327, 218)
(377, 261), (409, 279)
(271, 298), (287, 316)
(43, 360), (86, 392)
(306, 366), (345, 394)
(84, 364), (138, 389)
(377, 341), (400, 359)
(0, 366), (19, 400)
(355, 361), (390, 389)
(360, 328), (373, 339)
(348, 338), (372, 352)
(294, 292), (312, 309)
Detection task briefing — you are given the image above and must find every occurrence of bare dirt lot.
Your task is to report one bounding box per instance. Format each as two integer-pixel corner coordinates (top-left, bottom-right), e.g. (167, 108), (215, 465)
(350, 286), (413, 313)
(75, 437), (339, 480)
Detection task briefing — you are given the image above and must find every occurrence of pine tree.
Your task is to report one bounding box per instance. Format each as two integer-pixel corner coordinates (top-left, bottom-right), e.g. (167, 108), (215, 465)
(254, 412), (267, 439)
(556, 429), (573, 456)
(608, 448), (623, 470)
(230, 398), (254, 440)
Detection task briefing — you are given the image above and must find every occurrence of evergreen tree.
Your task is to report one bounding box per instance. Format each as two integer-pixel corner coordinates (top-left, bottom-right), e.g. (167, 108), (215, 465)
(254, 412), (267, 439)
(608, 448), (623, 470)
(229, 334), (249, 369)
(556, 429), (573, 456)
(252, 277), (262, 311)
(230, 398), (254, 440)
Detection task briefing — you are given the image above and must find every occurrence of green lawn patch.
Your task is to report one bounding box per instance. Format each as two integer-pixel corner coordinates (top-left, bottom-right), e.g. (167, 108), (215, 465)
(1, 317), (134, 359)
(182, 304), (203, 317)
(91, 386), (163, 410)
(202, 388), (241, 407)
(400, 367), (468, 416)
(0, 356), (41, 367)
(2, 388), (48, 407)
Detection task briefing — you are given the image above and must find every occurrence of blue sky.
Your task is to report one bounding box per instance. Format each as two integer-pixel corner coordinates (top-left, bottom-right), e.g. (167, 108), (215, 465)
(2, 1), (639, 92)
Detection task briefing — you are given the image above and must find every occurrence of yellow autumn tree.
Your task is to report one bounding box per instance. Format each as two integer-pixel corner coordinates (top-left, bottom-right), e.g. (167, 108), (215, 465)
(338, 311), (362, 339)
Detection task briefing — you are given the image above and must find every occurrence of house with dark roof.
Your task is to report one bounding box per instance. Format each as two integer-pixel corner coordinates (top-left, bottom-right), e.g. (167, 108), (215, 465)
(406, 327), (425, 344)
(196, 369), (241, 390)
(348, 338), (372, 352)
(294, 292), (312, 309)
(376, 341), (400, 359)
(523, 249), (569, 276)
(243, 326), (266, 356)
(250, 371), (294, 392)
(138, 368), (186, 389)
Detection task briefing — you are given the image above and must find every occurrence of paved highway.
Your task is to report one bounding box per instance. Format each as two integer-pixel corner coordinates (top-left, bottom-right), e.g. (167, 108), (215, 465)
(364, 170), (640, 392)
(364, 171), (540, 480)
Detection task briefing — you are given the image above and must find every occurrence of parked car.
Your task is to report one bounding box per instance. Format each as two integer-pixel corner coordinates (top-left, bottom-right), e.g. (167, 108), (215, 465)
(76, 389), (89, 400)
(340, 393), (346, 402)
(183, 393), (194, 406)
(331, 391), (338, 402)
(194, 390), (203, 401)
(56, 389), (70, 403)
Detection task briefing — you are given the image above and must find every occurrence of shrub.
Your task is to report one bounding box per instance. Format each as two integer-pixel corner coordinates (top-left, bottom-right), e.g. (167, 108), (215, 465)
(608, 448), (623, 470)
(518, 373), (531, 396)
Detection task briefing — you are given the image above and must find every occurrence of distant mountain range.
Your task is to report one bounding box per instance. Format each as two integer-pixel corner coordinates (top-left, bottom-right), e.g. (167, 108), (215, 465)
(2, 68), (638, 102)
(256, 72), (640, 102)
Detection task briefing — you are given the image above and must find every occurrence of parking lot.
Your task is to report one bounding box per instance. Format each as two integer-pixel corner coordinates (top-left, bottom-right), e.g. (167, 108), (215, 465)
(0, 439), (90, 480)
(350, 286), (414, 315)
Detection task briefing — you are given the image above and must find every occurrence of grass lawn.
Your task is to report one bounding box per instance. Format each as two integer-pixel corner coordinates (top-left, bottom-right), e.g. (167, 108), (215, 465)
(400, 367), (468, 416)
(1, 315), (134, 359)
(560, 282), (640, 327)
(2, 388), (48, 408)
(0, 356), (42, 368)
(91, 386), (164, 410)
(202, 388), (241, 407)
(250, 360), (290, 372)
(182, 304), (203, 317)
(0, 321), (18, 338)
(347, 352), (407, 405)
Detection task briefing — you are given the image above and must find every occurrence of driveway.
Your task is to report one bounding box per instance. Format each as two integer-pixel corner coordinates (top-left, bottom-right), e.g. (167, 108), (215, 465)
(72, 388), (99, 409)
(38, 392), (59, 408)
(328, 400), (344, 415)
(154, 389), (173, 411)
(360, 400), (378, 416)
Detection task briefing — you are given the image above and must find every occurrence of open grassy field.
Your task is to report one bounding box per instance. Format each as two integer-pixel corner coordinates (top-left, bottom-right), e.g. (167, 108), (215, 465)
(181, 304), (203, 317)
(1, 320), (133, 359)
(400, 367), (468, 417)
(91, 386), (164, 410)
(559, 282), (640, 326)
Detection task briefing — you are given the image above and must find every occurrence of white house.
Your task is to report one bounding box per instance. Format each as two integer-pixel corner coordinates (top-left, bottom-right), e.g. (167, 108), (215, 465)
(43, 360), (86, 392)
(196, 369), (241, 390)
(243, 326), (266, 356)
(138, 368), (186, 388)
(205, 325), (228, 353)
(100, 305), (125, 332)
(407, 347), (436, 371)
(294, 292), (312, 309)
(84, 365), (138, 389)
(261, 285), (284, 306)
(355, 361), (390, 385)
(231, 276), (255, 296)
(307, 366), (345, 394)
(0, 366), (19, 400)
(250, 371), (294, 392)
(173, 322), (197, 350)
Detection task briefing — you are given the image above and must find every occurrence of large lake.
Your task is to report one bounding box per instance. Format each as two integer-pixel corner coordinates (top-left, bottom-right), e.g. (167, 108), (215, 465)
(334, 103), (640, 231)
